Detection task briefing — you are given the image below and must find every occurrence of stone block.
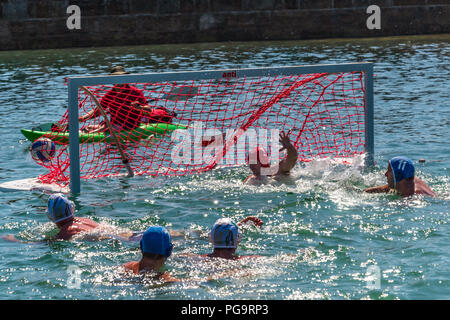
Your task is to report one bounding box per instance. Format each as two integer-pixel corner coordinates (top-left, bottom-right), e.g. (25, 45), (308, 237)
(284, 0), (299, 10)
(242, 0), (275, 10)
(104, 0), (129, 15)
(129, 0), (158, 14)
(67, 0), (105, 17)
(426, 0), (450, 4)
(159, 0), (180, 14)
(348, 0), (394, 8)
(333, 0), (355, 9)
(0, 20), (11, 39)
(2, 0), (28, 19)
(0, 0), (449, 51)
(211, 0), (242, 12)
(299, 0), (332, 10)
(394, 0), (427, 5)
(179, 0), (195, 13)
(191, 0), (212, 12)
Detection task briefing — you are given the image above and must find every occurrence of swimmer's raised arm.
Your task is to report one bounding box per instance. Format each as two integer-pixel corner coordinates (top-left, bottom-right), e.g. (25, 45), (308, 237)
(276, 131), (298, 175)
(237, 216), (264, 227)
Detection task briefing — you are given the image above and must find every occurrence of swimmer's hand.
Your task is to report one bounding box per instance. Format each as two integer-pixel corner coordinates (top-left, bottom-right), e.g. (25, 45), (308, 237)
(238, 216), (263, 227)
(1, 234), (49, 244)
(1, 234), (21, 243)
(279, 130), (293, 152)
(160, 272), (181, 283)
(277, 130), (298, 174)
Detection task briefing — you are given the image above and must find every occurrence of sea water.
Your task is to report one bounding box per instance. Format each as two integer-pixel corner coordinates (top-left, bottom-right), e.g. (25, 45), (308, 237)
(0, 34), (448, 300)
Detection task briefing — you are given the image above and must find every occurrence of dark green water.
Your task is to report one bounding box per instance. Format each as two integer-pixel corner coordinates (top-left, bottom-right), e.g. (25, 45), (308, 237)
(0, 34), (449, 299)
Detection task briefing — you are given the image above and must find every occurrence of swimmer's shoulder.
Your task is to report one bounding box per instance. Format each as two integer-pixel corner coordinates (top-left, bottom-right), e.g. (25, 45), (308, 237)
(122, 261), (140, 274)
(75, 217), (99, 227)
(63, 219), (99, 239)
(56, 223), (82, 240)
(414, 177), (435, 197)
(122, 262), (179, 282)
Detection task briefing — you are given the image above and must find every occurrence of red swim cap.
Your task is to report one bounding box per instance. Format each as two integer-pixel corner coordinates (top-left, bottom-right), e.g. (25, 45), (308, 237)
(247, 147), (270, 168)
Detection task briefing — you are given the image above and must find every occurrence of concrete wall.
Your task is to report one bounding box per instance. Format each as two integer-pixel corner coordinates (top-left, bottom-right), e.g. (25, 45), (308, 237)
(0, 0), (449, 50)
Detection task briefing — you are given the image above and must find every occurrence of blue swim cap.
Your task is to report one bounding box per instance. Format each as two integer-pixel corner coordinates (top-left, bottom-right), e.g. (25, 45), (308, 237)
(389, 156), (415, 185)
(140, 226), (173, 258)
(209, 218), (242, 249)
(47, 193), (75, 223)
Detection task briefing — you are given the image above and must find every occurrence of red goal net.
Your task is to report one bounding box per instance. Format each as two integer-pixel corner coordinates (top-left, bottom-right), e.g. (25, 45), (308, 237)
(34, 68), (369, 187)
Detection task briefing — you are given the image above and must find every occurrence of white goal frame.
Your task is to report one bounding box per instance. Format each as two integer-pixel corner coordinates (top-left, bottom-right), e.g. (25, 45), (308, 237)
(67, 63), (374, 193)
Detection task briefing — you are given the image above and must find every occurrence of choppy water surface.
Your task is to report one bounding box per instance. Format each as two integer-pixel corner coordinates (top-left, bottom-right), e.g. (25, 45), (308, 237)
(0, 35), (449, 300)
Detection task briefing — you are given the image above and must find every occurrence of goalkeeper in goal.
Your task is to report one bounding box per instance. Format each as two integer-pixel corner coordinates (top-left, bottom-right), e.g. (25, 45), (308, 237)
(244, 131), (298, 185)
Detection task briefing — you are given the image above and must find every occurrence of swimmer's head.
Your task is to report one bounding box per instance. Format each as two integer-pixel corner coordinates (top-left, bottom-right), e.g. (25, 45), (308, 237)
(386, 156), (415, 187)
(247, 147), (270, 175)
(209, 218), (242, 249)
(109, 66), (129, 75)
(47, 193), (75, 224)
(109, 66), (129, 91)
(140, 226), (173, 258)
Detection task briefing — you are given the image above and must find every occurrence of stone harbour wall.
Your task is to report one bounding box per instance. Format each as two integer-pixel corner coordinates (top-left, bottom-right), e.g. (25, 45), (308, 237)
(0, 0), (449, 50)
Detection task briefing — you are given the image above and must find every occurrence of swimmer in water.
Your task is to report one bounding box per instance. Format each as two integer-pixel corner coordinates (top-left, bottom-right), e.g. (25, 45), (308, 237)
(243, 131), (298, 185)
(123, 220), (263, 283)
(122, 226), (179, 282)
(364, 156), (435, 197)
(1, 193), (181, 242)
(201, 216), (264, 260)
